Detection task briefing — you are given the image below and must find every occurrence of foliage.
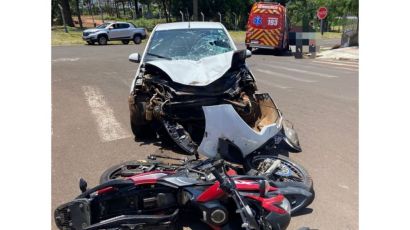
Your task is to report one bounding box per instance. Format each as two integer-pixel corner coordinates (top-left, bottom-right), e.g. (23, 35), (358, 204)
(51, 0), (358, 31)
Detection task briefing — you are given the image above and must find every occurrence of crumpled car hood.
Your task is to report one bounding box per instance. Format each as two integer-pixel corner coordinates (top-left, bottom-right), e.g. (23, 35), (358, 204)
(145, 51), (234, 86)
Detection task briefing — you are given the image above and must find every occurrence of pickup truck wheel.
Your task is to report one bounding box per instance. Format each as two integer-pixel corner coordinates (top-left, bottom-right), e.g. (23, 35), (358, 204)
(97, 35), (108, 45)
(86, 41), (94, 45)
(122, 40), (130, 45)
(133, 35), (142, 44)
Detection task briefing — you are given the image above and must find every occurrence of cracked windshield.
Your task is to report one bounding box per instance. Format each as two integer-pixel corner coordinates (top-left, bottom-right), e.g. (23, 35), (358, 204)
(146, 28), (233, 61)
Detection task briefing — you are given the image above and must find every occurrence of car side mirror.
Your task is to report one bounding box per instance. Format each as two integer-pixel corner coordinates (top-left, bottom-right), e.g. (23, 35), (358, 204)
(129, 53), (141, 63)
(246, 49), (252, 58)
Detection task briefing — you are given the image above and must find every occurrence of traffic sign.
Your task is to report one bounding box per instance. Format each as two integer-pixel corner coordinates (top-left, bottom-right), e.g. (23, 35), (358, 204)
(317, 7), (328, 20)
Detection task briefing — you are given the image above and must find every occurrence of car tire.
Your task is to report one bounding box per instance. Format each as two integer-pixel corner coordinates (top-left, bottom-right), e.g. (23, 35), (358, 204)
(129, 96), (155, 139)
(97, 35), (108, 45)
(122, 40), (130, 45)
(86, 41), (95, 45)
(133, 35), (142, 44)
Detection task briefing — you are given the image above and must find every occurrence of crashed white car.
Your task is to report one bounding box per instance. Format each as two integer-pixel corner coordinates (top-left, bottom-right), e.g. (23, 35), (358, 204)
(128, 22), (301, 157)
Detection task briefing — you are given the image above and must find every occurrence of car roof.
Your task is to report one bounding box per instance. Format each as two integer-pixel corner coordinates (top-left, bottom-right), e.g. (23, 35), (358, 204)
(155, 22), (225, 31)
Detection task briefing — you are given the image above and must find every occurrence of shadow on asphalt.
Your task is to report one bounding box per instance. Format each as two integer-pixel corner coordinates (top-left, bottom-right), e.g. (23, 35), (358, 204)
(251, 48), (294, 57)
(291, 208), (314, 217)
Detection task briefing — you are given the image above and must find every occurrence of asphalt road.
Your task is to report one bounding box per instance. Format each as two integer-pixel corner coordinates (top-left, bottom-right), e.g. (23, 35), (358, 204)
(52, 43), (358, 230)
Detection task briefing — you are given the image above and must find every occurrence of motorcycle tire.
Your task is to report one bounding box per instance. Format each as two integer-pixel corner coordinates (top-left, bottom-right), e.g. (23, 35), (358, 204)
(245, 155), (314, 213)
(100, 160), (177, 184)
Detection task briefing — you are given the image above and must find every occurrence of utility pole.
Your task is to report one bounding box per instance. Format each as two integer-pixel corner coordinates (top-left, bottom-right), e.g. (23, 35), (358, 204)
(218, 12), (222, 23)
(180, 11), (184, 22)
(200, 12), (204, 21)
(58, 4), (68, 33)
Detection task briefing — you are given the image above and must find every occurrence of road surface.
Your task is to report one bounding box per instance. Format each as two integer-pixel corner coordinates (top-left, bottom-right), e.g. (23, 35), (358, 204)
(52, 43), (358, 230)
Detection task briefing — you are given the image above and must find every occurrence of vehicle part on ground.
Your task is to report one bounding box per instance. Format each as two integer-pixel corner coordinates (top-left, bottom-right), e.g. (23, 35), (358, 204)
(55, 159), (291, 230)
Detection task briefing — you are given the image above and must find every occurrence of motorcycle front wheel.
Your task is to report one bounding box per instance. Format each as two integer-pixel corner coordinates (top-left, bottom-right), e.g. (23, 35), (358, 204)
(245, 154), (314, 214)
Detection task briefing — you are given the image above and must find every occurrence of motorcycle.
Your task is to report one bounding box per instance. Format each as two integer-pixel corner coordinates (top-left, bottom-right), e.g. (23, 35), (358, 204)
(54, 159), (292, 230)
(99, 152), (314, 215)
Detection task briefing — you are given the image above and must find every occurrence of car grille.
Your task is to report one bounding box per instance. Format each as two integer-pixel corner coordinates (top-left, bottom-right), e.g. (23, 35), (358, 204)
(83, 32), (90, 36)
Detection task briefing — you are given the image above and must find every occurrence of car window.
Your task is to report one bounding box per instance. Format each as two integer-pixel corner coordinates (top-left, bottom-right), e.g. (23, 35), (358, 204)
(145, 29), (233, 61)
(120, 23), (130, 29)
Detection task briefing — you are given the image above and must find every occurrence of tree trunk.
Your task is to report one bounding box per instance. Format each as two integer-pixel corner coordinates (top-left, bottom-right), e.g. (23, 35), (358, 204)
(115, 2), (120, 18)
(75, 0), (83, 29)
(61, 0), (75, 27)
(161, 0), (169, 22)
(122, 1), (126, 17)
(133, 0), (139, 18)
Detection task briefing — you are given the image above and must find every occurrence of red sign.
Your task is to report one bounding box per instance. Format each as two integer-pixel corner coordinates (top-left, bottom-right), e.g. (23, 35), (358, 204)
(317, 7), (328, 20)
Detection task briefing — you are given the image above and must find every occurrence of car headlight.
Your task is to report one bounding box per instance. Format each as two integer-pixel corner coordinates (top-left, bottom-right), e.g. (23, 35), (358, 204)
(283, 119), (300, 147)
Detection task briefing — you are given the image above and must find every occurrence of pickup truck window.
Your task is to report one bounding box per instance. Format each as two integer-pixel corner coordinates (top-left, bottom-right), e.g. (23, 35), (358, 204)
(119, 23), (130, 29)
(96, 23), (110, 29)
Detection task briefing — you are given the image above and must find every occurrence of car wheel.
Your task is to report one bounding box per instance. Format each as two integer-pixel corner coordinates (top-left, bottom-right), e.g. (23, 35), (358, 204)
(133, 35), (142, 44)
(86, 41), (94, 45)
(97, 35), (108, 45)
(122, 40), (130, 45)
(128, 96), (155, 139)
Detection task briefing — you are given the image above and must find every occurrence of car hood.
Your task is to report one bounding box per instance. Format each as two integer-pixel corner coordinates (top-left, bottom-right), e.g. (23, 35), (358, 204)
(83, 28), (103, 33)
(145, 51), (234, 86)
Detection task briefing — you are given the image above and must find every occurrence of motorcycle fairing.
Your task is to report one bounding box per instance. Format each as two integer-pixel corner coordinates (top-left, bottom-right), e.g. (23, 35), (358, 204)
(198, 93), (283, 158)
(145, 51), (234, 86)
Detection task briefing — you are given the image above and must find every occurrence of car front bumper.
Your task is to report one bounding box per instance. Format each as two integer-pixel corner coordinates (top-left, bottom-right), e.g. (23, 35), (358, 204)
(82, 34), (98, 41)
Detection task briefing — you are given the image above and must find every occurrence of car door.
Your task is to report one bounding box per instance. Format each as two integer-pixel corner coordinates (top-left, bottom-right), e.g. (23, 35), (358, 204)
(111, 23), (130, 39)
(108, 23), (122, 39)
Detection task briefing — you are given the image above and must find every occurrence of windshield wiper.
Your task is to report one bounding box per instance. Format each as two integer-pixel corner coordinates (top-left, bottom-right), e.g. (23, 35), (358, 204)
(146, 52), (172, 60)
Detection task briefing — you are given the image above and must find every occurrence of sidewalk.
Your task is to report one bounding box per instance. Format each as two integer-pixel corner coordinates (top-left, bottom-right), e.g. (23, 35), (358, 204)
(317, 46), (359, 60)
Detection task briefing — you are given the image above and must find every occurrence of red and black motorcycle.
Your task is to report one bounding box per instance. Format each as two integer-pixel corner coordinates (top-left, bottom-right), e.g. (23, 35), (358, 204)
(55, 159), (292, 230)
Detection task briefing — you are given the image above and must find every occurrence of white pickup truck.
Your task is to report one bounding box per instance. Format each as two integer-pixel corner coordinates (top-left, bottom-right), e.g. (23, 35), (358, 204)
(82, 22), (147, 45)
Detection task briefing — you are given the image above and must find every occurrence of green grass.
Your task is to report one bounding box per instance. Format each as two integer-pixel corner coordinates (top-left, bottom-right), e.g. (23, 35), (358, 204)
(228, 31), (246, 43)
(52, 26), (84, 45)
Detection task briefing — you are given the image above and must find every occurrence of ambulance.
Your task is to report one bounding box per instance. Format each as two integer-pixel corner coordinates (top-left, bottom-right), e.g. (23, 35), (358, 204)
(245, 2), (289, 51)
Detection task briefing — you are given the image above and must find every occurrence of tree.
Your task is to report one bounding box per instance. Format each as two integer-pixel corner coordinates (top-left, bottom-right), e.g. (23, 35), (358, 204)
(74, 0), (83, 29)
(60, 0), (75, 27)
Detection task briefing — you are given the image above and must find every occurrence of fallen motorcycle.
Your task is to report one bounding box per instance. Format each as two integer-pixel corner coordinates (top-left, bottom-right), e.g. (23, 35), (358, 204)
(54, 159), (292, 230)
(100, 151), (314, 215)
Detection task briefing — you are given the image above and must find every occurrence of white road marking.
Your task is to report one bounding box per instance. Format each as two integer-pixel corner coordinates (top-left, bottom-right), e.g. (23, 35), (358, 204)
(261, 64), (339, 78)
(257, 79), (291, 89)
(52, 57), (80, 62)
(82, 86), (131, 142)
(338, 184), (350, 190)
(255, 68), (317, 83)
(313, 60), (358, 68)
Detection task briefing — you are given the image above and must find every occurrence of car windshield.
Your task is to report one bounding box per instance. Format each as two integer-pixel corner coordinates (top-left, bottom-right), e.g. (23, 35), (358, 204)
(145, 28), (234, 61)
(96, 23), (110, 28)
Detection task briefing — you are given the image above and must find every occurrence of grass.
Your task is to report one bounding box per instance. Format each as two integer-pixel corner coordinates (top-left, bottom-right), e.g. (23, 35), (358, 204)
(228, 31), (246, 43)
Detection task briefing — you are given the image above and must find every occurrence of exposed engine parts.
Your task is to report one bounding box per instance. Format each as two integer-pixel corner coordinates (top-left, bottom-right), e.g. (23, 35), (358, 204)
(129, 50), (261, 155)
